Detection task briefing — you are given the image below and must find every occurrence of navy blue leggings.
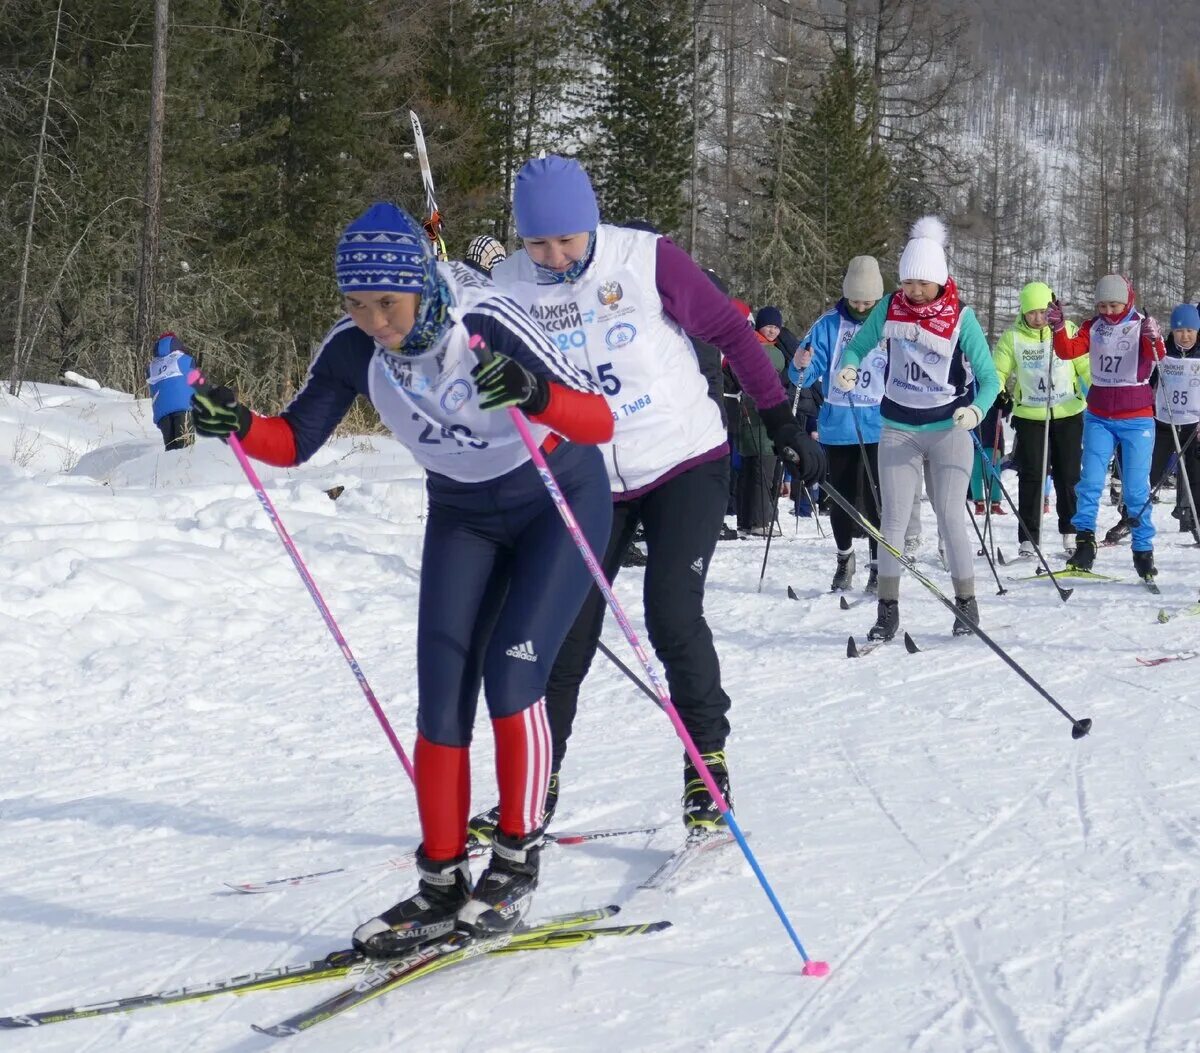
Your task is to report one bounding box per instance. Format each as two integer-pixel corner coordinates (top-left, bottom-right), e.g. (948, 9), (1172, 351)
(417, 442), (612, 747)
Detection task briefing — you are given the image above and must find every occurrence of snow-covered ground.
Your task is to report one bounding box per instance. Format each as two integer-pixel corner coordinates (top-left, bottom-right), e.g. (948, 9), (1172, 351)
(1, 381), (1198, 1052)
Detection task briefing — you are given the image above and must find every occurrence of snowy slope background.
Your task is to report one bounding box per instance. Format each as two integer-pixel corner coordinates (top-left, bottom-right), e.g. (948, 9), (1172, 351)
(1, 381), (1198, 1053)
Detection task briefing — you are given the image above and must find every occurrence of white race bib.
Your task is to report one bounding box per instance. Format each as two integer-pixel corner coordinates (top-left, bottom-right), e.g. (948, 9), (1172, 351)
(828, 318), (885, 408)
(1154, 356), (1200, 425)
(1090, 319), (1143, 388)
(1014, 332), (1073, 407)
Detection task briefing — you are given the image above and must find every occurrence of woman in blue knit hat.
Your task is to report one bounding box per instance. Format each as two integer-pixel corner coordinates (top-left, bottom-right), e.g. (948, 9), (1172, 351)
(1150, 303), (1200, 534)
(188, 202), (615, 955)
(490, 156), (824, 836)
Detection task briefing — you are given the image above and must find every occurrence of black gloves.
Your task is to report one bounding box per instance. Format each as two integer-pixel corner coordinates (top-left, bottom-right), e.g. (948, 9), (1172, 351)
(191, 380), (251, 440)
(997, 390), (1014, 420)
(758, 401), (826, 485)
(471, 354), (550, 414)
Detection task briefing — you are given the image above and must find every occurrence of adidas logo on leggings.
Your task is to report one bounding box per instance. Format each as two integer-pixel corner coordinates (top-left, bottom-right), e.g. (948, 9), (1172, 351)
(505, 640), (538, 662)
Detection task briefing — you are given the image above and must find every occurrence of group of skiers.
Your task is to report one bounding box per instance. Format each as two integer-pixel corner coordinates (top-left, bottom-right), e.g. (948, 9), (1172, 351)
(173, 155), (1198, 962)
(737, 227), (1200, 646)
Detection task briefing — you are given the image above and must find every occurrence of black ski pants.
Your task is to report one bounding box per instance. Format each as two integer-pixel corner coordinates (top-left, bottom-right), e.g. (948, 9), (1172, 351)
(1012, 413), (1083, 542)
(824, 442), (879, 558)
(157, 411), (191, 451)
(544, 456), (732, 772)
(736, 452), (777, 530)
(1151, 420), (1200, 514)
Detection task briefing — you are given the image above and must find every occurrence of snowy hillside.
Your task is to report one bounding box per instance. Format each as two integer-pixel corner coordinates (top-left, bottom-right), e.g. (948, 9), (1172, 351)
(1, 382), (1198, 1052)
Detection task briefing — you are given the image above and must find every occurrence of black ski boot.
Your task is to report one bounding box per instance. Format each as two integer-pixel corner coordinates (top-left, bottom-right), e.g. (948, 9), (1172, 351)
(867, 599), (899, 642)
(457, 827), (542, 936)
(682, 750), (731, 833)
(865, 564), (879, 594)
(1133, 549), (1157, 579)
(1068, 530), (1097, 572)
(467, 773), (559, 846)
(831, 551), (856, 591)
(353, 848), (471, 957)
(1104, 516), (1135, 545)
(952, 595), (979, 637)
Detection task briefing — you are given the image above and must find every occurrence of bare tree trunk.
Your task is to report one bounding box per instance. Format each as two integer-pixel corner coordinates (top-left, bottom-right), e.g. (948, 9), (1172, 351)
(723, 0), (736, 253)
(8, 0), (65, 397)
(132, 0), (170, 379)
(689, 0), (702, 252)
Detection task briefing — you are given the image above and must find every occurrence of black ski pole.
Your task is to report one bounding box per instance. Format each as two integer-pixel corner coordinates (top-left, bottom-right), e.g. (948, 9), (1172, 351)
(1122, 427), (1198, 527)
(850, 402), (882, 519)
(972, 433), (1073, 603)
(758, 382), (805, 593)
(964, 496), (1007, 595)
(812, 473), (1091, 738)
(757, 458), (787, 594)
(597, 639), (657, 702)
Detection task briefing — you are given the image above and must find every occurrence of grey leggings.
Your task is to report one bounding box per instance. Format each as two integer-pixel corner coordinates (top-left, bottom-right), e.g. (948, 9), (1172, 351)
(878, 425), (975, 601)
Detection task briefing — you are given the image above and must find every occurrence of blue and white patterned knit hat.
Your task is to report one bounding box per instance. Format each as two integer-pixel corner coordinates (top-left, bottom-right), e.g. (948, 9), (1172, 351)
(334, 202), (433, 293)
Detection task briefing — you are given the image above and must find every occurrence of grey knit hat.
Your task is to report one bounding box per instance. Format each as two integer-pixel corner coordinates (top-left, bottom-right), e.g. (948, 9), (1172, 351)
(843, 256), (884, 301)
(1094, 274), (1129, 305)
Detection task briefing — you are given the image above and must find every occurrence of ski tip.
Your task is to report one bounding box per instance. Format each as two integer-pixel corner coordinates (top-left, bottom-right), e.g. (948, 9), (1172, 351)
(252, 1023), (297, 1038)
(839, 594), (850, 610)
(1071, 718), (1093, 740)
(802, 960), (831, 977)
(996, 548), (1007, 565)
(787, 586), (799, 601)
(1157, 607), (1170, 623)
(846, 636), (859, 658)
(902, 632), (920, 654)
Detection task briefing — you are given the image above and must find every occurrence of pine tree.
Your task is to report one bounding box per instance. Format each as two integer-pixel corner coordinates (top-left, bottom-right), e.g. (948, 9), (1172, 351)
(751, 12), (829, 324)
(794, 49), (894, 301)
(460, 0), (575, 244)
(581, 0), (693, 236)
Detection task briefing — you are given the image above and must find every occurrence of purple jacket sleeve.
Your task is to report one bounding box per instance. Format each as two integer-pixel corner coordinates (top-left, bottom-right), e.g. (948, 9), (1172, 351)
(655, 237), (786, 410)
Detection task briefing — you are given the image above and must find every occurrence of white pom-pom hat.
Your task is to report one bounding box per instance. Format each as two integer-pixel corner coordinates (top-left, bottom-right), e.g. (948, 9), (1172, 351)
(898, 216), (949, 286)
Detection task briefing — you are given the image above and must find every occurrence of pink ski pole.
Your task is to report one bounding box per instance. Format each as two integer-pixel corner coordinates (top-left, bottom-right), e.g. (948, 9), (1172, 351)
(189, 371), (414, 782)
(470, 337), (827, 976)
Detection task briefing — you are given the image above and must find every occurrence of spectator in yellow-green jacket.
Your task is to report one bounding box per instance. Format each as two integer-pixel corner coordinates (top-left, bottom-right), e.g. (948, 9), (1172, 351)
(993, 281), (1089, 558)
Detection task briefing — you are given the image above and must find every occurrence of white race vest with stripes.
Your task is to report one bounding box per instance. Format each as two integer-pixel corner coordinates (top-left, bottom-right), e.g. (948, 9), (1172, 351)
(1089, 316), (1144, 388)
(883, 325), (967, 410)
(1014, 331), (1075, 407)
(828, 316), (886, 408)
(492, 225), (724, 494)
(1154, 356), (1200, 425)
(367, 263), (552, 483)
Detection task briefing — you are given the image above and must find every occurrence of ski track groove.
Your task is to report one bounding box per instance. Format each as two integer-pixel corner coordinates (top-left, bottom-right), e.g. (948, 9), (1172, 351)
(1142, 888), (1199, 1053)
(766, 760), (1069, 1052)
(1072, 749), (1091, 851)
(60, 783), (404, 1053)
(837, 736), (929, 864)
(950, 917), (1035, 1053)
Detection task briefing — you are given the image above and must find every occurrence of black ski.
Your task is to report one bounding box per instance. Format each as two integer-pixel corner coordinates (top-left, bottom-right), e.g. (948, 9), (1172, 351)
(846, 634), (898, 658)
(253, 910), (669, 1036)
(0, 906), (635, 1031)
(637, 829), (739, 890)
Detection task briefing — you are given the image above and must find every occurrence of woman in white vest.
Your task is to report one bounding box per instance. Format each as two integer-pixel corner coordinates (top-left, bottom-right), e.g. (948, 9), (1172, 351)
(835, 217), (999, 643)
(992, 281), (1089, 558)
(490, 156), (824, 833)
(1150, 304), (1200, 534)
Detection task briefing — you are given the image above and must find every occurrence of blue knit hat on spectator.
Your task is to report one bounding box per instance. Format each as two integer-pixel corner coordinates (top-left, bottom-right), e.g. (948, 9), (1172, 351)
(334, 202), (433, 293)
(1170, 303), (1200, 331)
(755, 306), (783, 330)
(513, 157), (600, 238)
